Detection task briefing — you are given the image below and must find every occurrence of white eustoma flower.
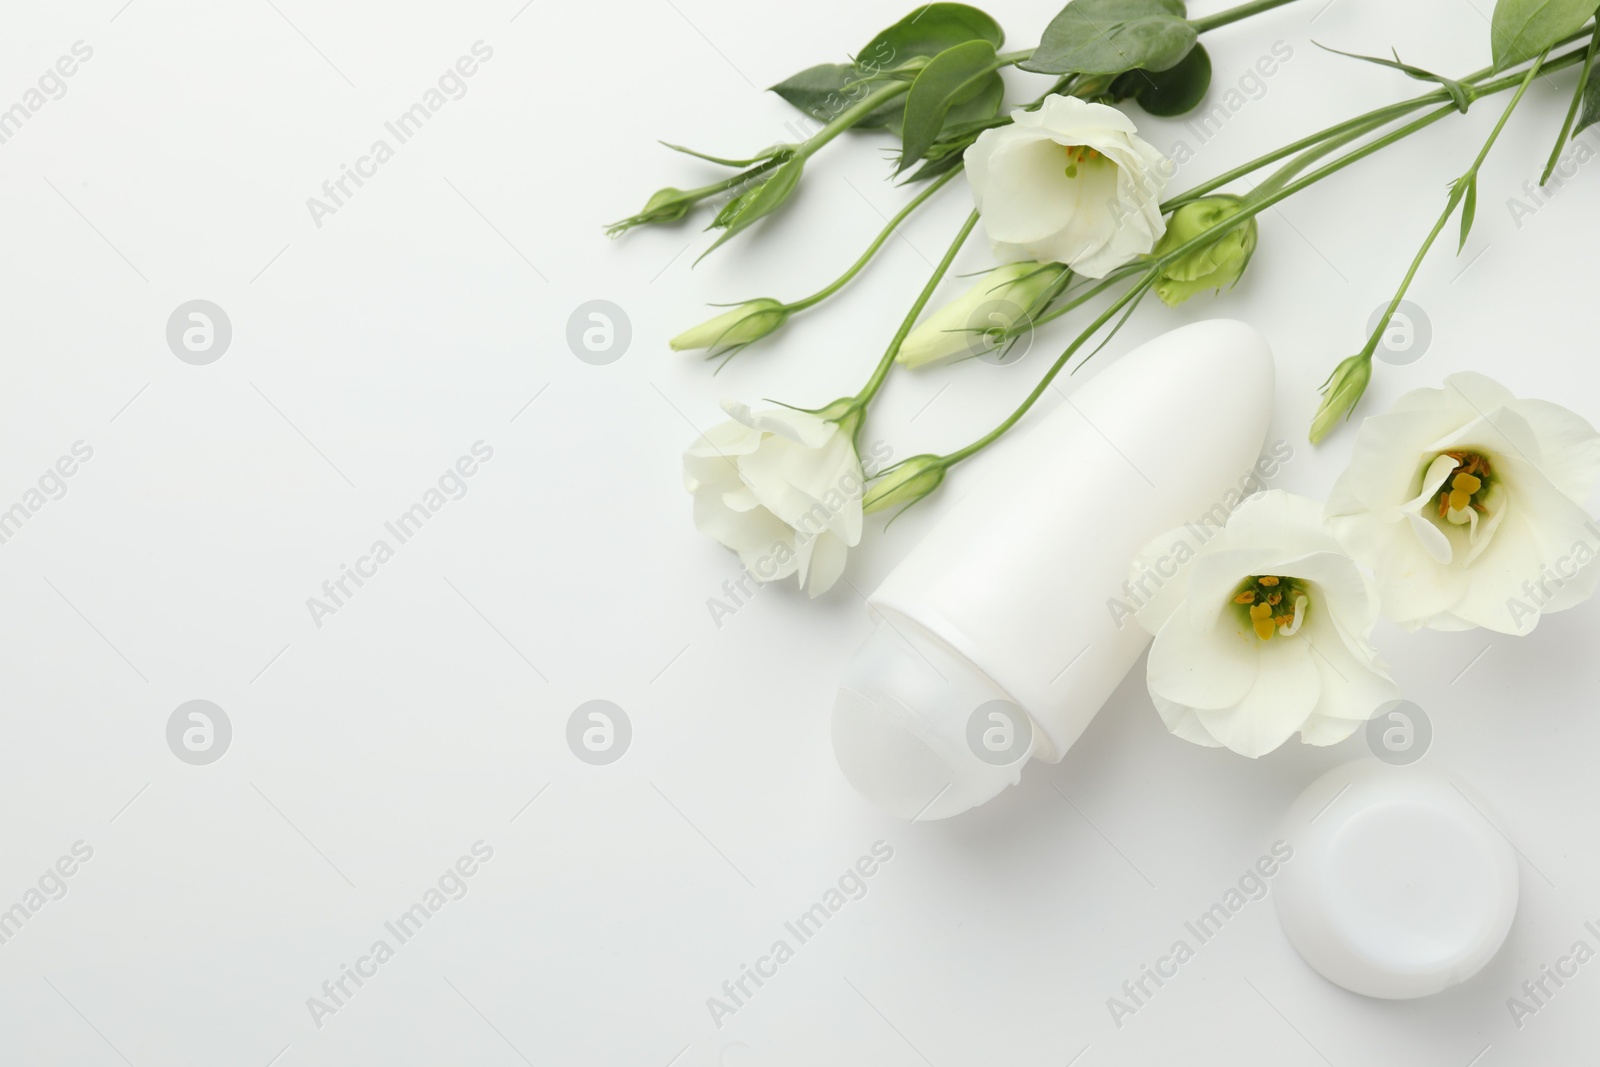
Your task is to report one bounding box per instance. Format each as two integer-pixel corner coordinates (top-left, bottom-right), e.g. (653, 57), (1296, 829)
(1133, 491), (1398, 758)
(1326, 373), (1600, 634)
(683, 401), (864, 596)
(964, 94), (1170, 278)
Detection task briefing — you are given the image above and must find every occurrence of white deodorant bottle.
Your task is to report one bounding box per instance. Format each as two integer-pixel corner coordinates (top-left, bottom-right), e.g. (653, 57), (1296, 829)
(832, 319), (1276, 819)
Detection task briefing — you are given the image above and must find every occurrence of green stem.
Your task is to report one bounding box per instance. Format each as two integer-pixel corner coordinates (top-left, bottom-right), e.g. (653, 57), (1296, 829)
(847, 211), (980, 419)
(690, 160), (783, 202)
(1153, 45), (1591, 267)
(787, 168), (961, 313)
(944, 274), (1157, 463)
(1164, 93), (1449, 212)
(1542, 24), (1599, 184)
(796, 80), (910, 161)
(1355, 51), (1548, 366)
(1165, 30), (1594, 212)
(1189, 0), (1302, 35)
(941, 44), (1586, 472)
(1026, 263), (1148, 332)
(1246, 118), (1400, 202)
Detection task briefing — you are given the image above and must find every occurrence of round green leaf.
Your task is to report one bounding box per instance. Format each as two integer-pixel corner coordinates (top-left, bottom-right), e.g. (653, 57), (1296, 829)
(1023, 0), (1196, 77)
(1111, 42), (1211, 116)
(1491, 0), (1599, 71)
(858, 3), (1006, 68)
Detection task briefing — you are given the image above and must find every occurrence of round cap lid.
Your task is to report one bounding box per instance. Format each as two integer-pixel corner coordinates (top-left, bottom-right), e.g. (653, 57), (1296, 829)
(1274, 759), (1519, 999)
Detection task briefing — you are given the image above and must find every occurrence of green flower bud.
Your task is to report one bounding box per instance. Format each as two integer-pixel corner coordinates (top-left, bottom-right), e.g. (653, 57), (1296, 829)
(898, 262), (1066, 369)
(670, 299), (790, 355)
(606, 187), (697, 237)
(1152, 196), (1258, 307)
(864, 455), (947, 514)
(1309, 354), (1373, 444)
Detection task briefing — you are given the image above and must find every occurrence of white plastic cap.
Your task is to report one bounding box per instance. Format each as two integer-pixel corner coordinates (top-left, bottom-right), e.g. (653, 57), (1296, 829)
(1274, 759), (1519, 999)
(831, 612), (1040, 820)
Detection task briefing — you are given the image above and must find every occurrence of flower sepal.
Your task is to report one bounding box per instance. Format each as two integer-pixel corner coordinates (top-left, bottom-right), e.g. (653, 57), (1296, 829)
(863, 455), (947, 514)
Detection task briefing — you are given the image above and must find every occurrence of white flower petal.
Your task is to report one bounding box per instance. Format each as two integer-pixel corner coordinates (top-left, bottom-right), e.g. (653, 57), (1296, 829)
(1195, 637), (1322, 758)
(1129, 524), (1215, 633)
(1148, 609), (1259, 710)
(1211, 491), (1339, 555)
(1150, 691), (1223, 748)
(965, 92), (1168, 277)
(1327, 408), (1476, 516)
(1326, 372), (1600, 632)
(1300, 612), (1398, 723)
(1331, 511), (1470, 628)
(804, 532), (849, 596)
(1297, 713), (1366, 746)
(1507, 398), (1600, 502)
(683, 404), (867, 593)
(721, 399), (836, 449)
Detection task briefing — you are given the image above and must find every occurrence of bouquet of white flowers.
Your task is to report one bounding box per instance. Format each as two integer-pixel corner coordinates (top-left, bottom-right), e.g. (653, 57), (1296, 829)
(614, 0), (1600, 758)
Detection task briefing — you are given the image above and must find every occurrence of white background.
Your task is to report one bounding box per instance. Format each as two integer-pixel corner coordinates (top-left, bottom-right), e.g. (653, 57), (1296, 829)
(1, 0), (1598, 1064)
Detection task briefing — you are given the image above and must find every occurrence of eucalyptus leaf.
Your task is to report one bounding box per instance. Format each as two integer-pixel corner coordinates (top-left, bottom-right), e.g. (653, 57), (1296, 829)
(1315, 43), (1472, 112)
(1490, 0), (1597, 71)
(1023, 0), (1195, 77)
(1110, 42), (1211, 115)
(898, 42), (1002, 171)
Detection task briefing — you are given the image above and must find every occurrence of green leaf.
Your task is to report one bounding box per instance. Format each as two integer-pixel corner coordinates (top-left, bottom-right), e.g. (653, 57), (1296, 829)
(1022, 0), (1195, 77)
(1315, 43), (1472, 112)
(660, 142), (794, 168)
(1579, 62), (1600, 133)
(700, 157), (805, 260)
(898, 41), (1001, 171)
(1573, 26), (1600, 135)
(901, 150), (968, 183)
(859, 3), (1005, 63)
(770, 5), (1005, 134)
(770, 64), (903, 130)
(1110, 42), (1211, 115)
(1490, 0), (1598, 71)
(1456, 174), (1478, 251)
(1542, 22), (1600, 181)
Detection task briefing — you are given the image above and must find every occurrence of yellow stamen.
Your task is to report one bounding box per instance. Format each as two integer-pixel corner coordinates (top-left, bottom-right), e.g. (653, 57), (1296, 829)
(1258, 576), (1280, 587)
(1234, 591), (1256, 604)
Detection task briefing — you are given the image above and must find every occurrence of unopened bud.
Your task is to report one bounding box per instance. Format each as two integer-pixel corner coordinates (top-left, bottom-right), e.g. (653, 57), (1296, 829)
(1153, 196), (1258, 307)
(1310, 354), (1373, 444)
(864, 455), (947, 514)
(670, 299), (790, 355)
(898, 263), (1064, 369)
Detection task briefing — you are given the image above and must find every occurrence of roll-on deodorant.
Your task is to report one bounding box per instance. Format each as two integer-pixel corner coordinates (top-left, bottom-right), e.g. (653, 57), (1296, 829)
(832, 319), (1276, 819)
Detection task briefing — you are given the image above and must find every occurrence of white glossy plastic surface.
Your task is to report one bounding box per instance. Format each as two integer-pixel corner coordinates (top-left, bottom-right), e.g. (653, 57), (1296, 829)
(833, 320), (1276, 818)
(1274, 759), (1520, 999)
